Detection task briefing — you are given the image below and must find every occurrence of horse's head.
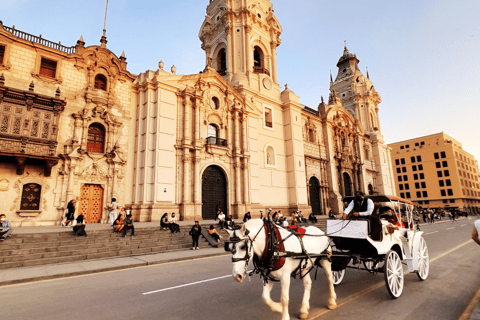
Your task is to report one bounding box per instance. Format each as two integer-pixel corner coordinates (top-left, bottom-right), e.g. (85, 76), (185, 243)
(224, 221), (261, 283)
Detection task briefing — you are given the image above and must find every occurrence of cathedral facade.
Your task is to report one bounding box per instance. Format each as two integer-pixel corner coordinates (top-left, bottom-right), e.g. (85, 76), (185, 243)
(0, 0), (395, 226)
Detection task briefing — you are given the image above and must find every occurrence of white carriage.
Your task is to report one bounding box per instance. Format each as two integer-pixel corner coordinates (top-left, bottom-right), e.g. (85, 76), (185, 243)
(327, 195), (429, 298)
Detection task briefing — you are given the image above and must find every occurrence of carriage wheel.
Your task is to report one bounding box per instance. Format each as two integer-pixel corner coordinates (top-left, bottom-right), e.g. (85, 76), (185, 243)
(416, 236), (429, 281)
(332, 269), (345, 286)
(384, 250), (404, 298)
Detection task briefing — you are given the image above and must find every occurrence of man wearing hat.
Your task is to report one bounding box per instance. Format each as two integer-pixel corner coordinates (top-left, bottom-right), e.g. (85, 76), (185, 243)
(123, 211), (136, 237)
(343, 190), (374, 220)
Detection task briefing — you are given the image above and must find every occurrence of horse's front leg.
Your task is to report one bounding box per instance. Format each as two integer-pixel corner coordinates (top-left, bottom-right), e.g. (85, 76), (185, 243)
(299, 272), (312, 319)
(319, 258), (337, 310)
(280, 274), (291, 320)
(262, 281), (282, 313)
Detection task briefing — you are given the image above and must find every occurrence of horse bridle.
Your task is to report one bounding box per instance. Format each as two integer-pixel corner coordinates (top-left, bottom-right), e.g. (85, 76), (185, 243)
(225, 223), (264, 267)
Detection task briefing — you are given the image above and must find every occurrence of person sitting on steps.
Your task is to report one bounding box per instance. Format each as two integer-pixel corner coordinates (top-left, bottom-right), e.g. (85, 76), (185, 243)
(208, 225), (222, 242)
(169, 212), (180, 234)
(160, 213), (169, 231)
(123, 212), (135, 237)
(0, 214), (12, 241)
(73, 213), (87, 237)
(113, 209), (125, 233)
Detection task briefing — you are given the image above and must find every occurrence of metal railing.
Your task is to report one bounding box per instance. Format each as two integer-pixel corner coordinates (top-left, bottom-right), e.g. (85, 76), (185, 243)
(253, 66), (270, 76)
(206, 136), (227, 147)
(1, 22), (76, 54)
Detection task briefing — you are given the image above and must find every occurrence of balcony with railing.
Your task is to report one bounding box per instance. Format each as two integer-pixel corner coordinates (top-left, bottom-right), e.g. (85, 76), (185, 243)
(206, 136), (227, 147)
(1, 21), (76, 54)
(253, 66), (270, 76)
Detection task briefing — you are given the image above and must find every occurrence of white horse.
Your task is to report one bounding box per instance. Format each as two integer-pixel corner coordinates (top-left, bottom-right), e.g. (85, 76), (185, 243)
(226, 219), (337, 320)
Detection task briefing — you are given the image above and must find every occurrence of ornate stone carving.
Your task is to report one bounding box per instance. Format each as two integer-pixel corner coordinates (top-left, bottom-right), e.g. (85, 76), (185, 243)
(10, 173), (51, 212)
(0, 178), (9, 191)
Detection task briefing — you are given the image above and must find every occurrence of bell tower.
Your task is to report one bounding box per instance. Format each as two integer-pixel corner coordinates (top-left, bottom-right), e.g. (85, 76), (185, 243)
(330, 45), (383, 134)
(199, 0), (282, 88)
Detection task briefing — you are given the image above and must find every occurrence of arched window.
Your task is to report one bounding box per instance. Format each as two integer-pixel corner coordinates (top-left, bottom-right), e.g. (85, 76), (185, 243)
(208, 124), (218, 138)
(253, 46), (269, 75)
(87, 123), (105, 153)
(94, 74), (107, 91)
(368, 184), (374, 195)
(20, 183), (42, 211)
(217, 48), (226, 76)
(211, 97), (220, 110)
(254, 46), (263, 68)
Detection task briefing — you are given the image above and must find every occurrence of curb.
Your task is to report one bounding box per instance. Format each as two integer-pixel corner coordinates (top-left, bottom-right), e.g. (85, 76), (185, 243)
(459, 286), (480, 320)
(0, 252), (229, 287)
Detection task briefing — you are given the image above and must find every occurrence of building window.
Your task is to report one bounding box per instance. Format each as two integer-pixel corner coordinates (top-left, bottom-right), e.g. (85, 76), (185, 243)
(405, 183), (410, 190)
(0, 45), (5, 65)
(450, 199), (455, 203)
(208, 124), (218, 138)
(421, 182), (426, 188)
(443, 200), (448, 204)
(444, 170), (450, 177)
(87, 123), (105, 153)
(423, 191), (428, 197)
(395, 159), (400, 166)
(396, 168), (401, 174)
(441, 190), (446, 197)
(418, 164), (423, 170)
(94, 74), (108, 91)
(398, 176), (402, 182)
(447, 189), (453, 196)
(20, 183), (42, 210)
(400, 192), (405, 198)
(216, 48), (227, 75)
(437, 171), (443, 178)
(436, 162), (441, 168)
(412, 165), (417, 172)
(442, 161), (448, 167)
(39, 58), (57, 78)
(415, 143), (419, 147)
(211, 97), (220, 110)
(402, 167), (407, 173)
(400, 146), (404, 150)
(441, 151), (446, 158)
(401, 158), (406, 165)
(420, 173), (425, 179)
(253, 46), (269, 75)
(264, 107), (273, 128)
(461, 179), (464, 186)
(434, 153), (439, 159)
(403, 175), (408, 181)
(308, 129), (315, 143)
(399, 184), (404, 191)
(439, 180), (445, 187)
(418, 201), (424, 205)
(446, 179), (451, 187)
(417, 155), (422, 162)
(411, 156), (416, 163)
(415, 182), (420, 189)
(414, 174), (419, 180)
(406, 192), (411, 199)
(416, 191), (422, 198)
(406, 145), (410, 149)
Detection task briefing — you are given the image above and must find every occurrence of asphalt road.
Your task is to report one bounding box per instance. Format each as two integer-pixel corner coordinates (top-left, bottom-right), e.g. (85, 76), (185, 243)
(2, 217), (479, 320)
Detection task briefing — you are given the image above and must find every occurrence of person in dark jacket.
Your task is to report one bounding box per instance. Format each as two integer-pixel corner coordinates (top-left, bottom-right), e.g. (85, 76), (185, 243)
(63, 200), (76, 227)
(189, 221), (202, 250)
(243, 212), (252, 223)
(308, 212), (318, 224)
(73, 213), (86, 237)
(123, 212), (135, 237)
(160, 213), (169, 231)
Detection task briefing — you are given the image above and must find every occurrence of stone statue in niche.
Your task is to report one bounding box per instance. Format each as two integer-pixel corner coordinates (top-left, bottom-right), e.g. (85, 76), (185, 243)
(0, 179), (9, 191)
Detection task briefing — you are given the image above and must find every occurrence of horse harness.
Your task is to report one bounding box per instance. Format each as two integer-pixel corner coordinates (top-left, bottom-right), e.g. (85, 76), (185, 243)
(226, 219), (331, 285)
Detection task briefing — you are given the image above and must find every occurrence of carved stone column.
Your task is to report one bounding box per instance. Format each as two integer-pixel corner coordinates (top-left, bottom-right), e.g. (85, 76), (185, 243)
(193, 157), (201, 204)
(183, 153), (191, 203)
(66, 162), (76, 202)
(112, 168), (118, 200)
(184, 97), (192, 145)
(271, 41), (278, 83)
(194, 100), (200, 143)
(242, 161), (249, 204)
(226, 24), (233, 81)
(244, 25), (252, 75)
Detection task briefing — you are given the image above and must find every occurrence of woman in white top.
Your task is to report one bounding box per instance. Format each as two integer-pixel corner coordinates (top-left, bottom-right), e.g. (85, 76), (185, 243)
(107, 198), (118, 226)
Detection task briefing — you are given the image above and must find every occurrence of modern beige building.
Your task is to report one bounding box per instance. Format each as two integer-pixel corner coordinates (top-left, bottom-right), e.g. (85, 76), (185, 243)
(0, 0), (396, 226)
(389, 132), (480, 213)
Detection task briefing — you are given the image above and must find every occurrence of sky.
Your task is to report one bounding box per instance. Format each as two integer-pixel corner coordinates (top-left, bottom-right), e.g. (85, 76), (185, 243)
(2, 0), (479, 161)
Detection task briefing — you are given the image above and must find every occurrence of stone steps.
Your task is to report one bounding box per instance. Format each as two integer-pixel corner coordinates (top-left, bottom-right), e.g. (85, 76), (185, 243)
(0, 225), (211, 270)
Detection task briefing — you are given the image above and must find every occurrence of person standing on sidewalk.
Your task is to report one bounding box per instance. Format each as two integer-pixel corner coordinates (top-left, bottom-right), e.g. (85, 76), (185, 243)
(107, 198), (118, 226)
(189, 221), (202, 250)
(63, 200), (76, 227)
(0, 214), (12, 241)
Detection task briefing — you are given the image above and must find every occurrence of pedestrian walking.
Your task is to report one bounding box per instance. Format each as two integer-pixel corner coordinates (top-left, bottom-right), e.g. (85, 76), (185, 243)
(452, 211), (458, 223)
(63, 200), (76, 227)
(107, 198), (118, 226)
(189, 221), (202, 250)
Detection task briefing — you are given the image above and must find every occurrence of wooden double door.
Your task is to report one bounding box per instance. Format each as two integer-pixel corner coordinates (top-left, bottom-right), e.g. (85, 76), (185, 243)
(202, 166), (227, 220)
(79, 184), (104, 223)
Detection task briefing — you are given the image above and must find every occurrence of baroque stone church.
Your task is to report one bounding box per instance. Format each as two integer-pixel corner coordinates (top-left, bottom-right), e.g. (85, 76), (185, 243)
(0, 0), (395, 226)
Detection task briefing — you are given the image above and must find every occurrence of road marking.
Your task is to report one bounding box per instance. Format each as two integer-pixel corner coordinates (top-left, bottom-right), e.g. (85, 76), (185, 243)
(446, 227), (455, 230)
(425, 231), (438, 235)
(309, 239), (474, 319)
(143, 275), (232, 295)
